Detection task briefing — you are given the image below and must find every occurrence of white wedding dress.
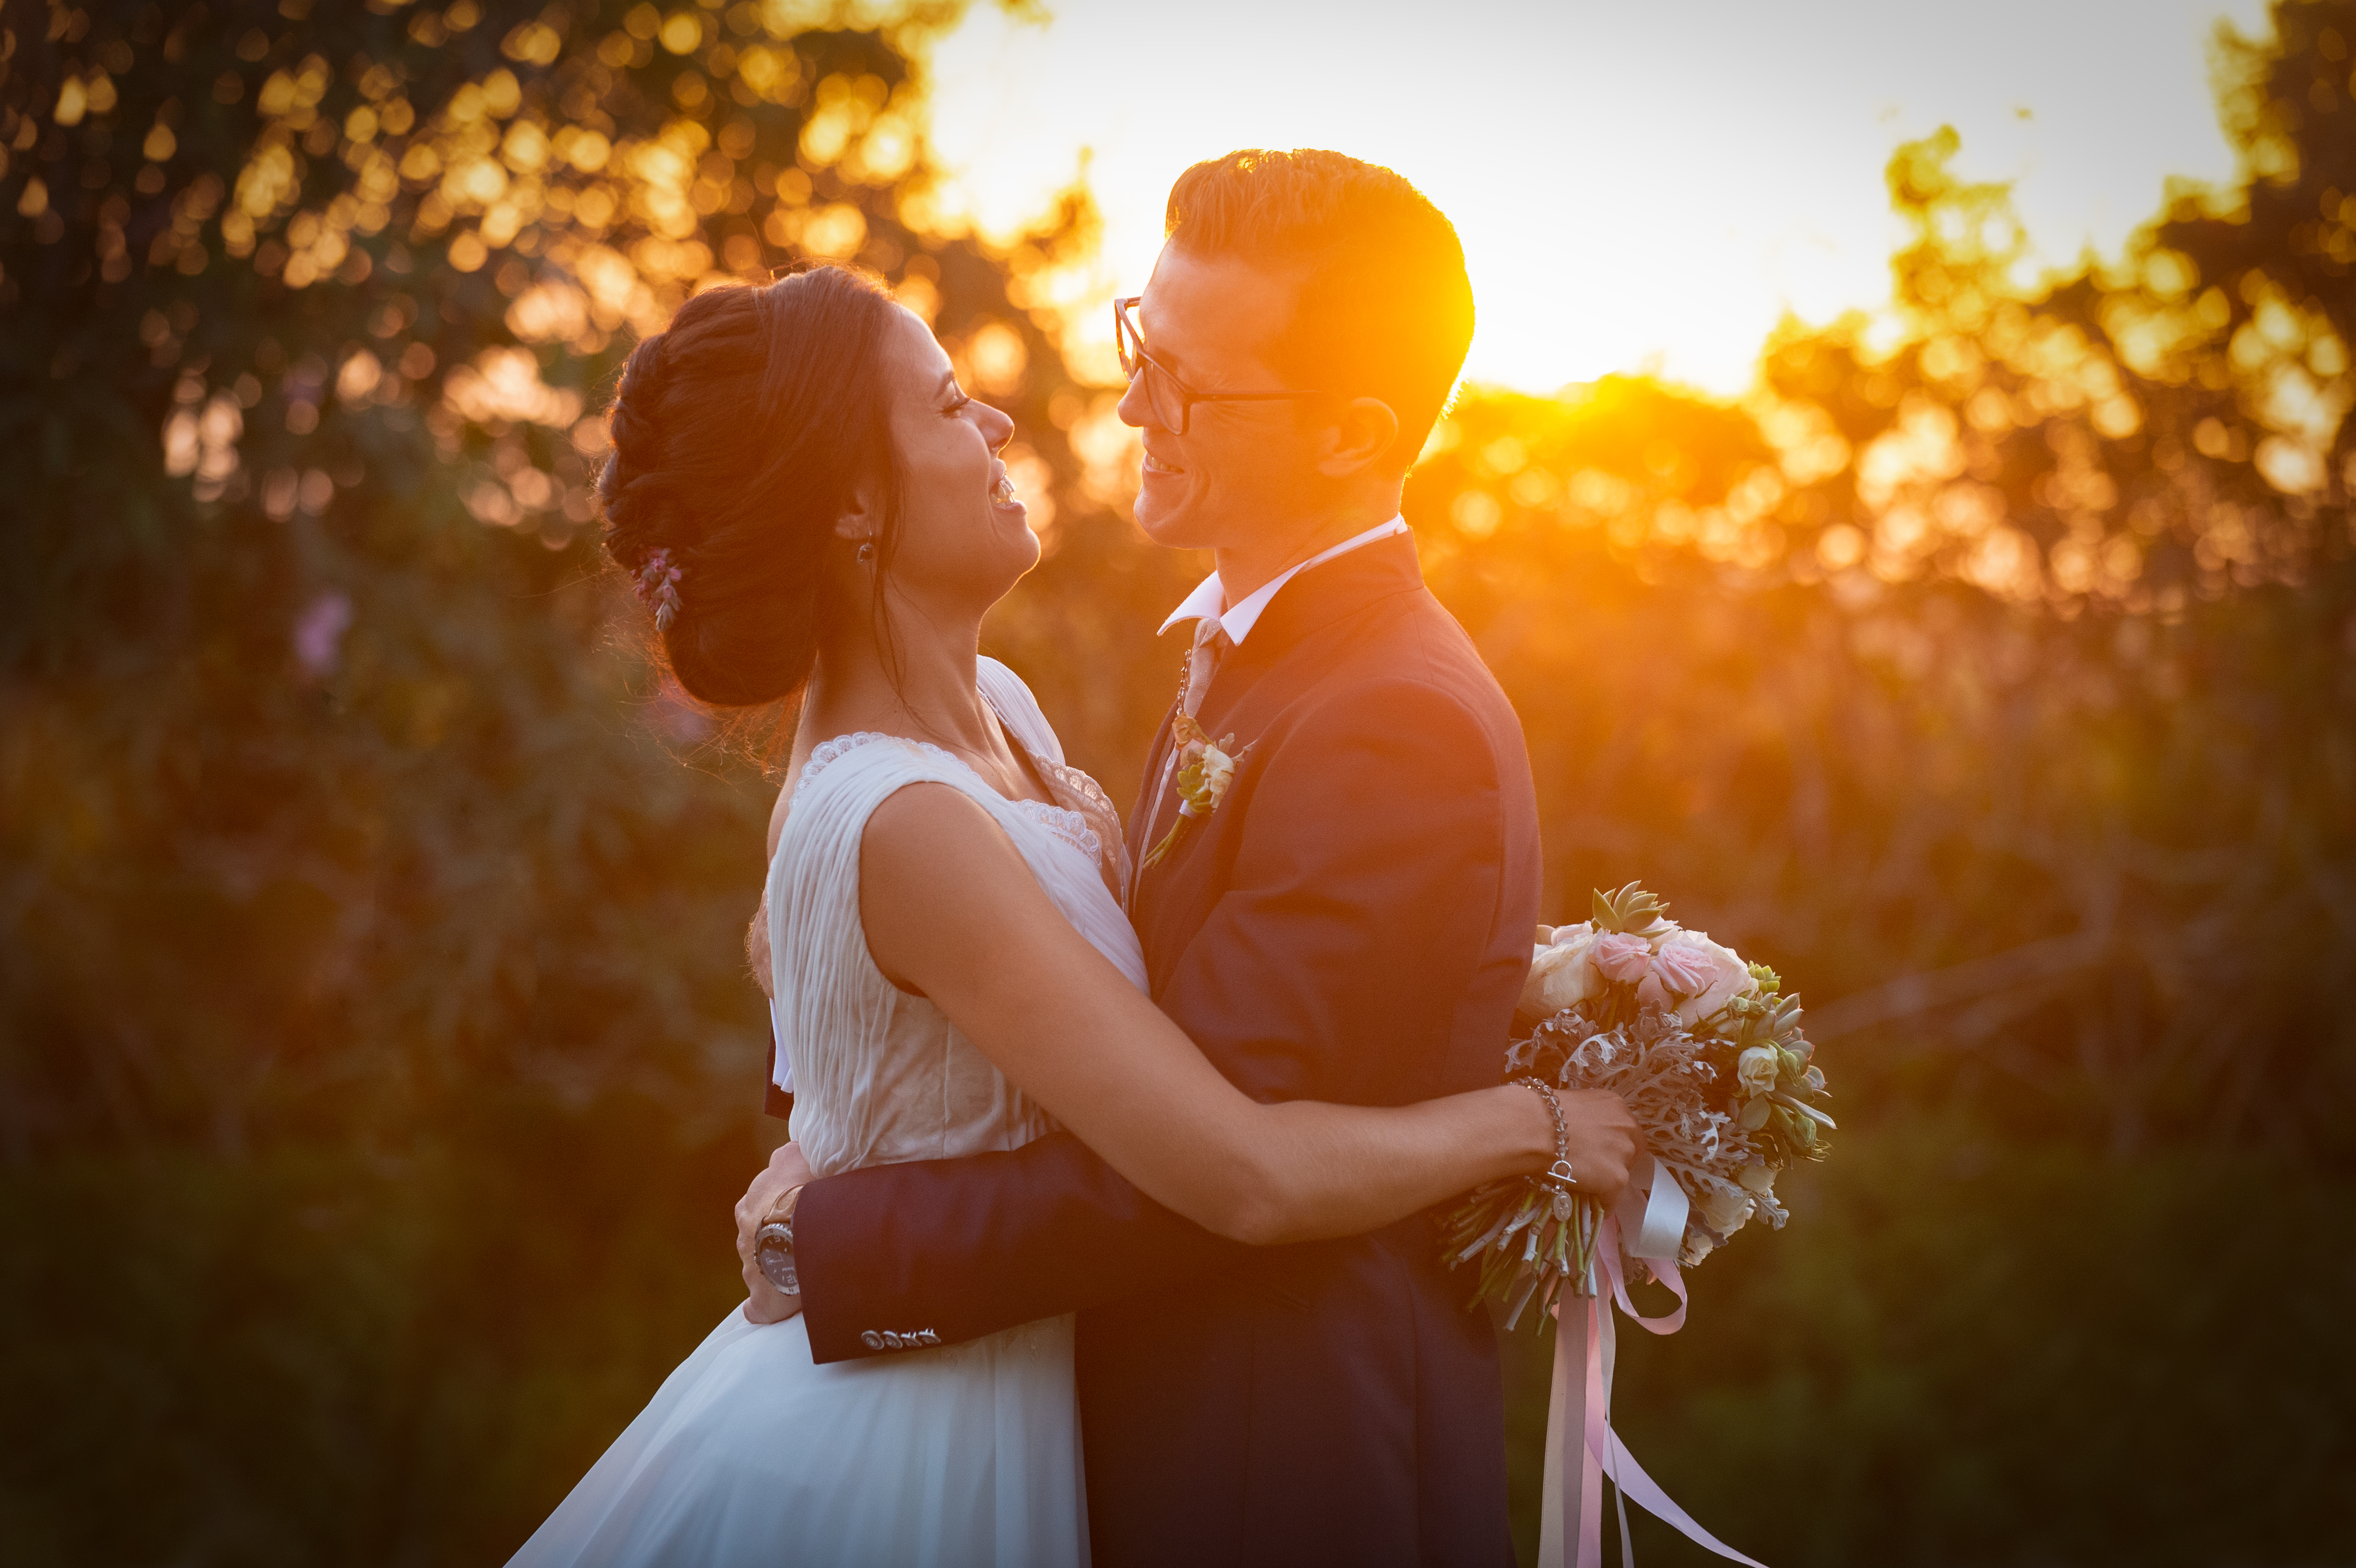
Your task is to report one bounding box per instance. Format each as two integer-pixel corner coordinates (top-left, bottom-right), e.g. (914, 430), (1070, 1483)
(510, 659), (1142, 1568)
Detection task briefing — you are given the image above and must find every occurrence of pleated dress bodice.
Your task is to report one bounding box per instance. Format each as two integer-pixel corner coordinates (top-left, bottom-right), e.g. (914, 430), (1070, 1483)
(764, 657), (1147, 1181)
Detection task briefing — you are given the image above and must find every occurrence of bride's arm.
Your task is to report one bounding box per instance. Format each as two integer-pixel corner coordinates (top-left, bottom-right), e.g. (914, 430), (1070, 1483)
(860, 784), (1633, 1246)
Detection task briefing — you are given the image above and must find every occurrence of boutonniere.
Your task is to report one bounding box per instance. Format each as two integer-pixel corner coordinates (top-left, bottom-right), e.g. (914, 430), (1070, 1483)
(1141, 712), (1254, 871)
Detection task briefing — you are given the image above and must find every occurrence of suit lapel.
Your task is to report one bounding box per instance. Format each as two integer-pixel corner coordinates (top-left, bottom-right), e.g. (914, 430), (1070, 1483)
(1193, 532), (1425, 738)
(1124, 698), (1179, 894)
(1126, 532), (1428, 918)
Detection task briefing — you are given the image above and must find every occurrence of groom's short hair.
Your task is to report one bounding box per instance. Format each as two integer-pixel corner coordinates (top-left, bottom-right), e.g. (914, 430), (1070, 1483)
(1164, 149), (1474, 471)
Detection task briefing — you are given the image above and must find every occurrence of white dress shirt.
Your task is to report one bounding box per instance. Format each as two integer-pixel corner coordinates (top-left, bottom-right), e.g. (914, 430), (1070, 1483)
(1157, 513), (1411, 646)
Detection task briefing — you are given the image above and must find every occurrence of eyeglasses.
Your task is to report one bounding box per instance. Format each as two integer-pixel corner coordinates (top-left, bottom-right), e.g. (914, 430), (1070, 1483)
(1113, 295), (1339, 436)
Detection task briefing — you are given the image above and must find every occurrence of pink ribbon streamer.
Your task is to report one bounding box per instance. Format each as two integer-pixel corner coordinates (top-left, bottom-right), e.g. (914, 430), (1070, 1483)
(1538, 1174), (1769, 1568)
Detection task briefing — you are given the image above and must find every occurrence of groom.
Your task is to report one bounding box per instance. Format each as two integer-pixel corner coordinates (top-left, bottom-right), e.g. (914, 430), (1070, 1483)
(743, 150), (1635, 1564)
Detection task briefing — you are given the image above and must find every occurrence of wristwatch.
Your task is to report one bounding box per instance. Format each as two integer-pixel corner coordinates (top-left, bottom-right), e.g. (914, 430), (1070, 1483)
(754, 1183), (805, 1296)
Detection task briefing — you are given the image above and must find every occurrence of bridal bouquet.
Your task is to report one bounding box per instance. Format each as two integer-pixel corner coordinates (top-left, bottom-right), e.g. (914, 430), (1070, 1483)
(1443, 883), (1834, 1329)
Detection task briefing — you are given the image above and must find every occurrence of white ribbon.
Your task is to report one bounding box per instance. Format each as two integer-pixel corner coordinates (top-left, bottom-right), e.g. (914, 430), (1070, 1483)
(1620, 1150), (1691, 1265)
(1537, 1156), (1769, 1568)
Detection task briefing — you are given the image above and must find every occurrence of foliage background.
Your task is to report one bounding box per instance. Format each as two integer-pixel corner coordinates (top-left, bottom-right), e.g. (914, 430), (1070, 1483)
(3, 0), (2351, 1562)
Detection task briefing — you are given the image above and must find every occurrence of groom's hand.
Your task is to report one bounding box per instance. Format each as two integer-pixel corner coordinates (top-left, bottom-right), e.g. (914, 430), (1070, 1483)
(736, 1141), (814, 1324)
(1558, 1089), (1640, 1209)
(745, 891), (774, 997)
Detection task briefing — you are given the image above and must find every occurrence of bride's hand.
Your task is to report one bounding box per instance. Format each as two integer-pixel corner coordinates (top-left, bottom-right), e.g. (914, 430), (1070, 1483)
(745, 775), (791, 998)
(746, 889), (774, 998)
(736, 1141), (814, 1323)
(1554, 1088), (1639, 1208)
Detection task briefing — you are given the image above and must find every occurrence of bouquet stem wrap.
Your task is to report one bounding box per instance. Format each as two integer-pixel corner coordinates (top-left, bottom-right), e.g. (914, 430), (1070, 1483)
(1540, 1163), (1768, 1568)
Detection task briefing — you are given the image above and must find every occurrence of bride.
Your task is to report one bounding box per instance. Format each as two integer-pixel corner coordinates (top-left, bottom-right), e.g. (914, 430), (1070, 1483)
(509, 265), (1630, 1567)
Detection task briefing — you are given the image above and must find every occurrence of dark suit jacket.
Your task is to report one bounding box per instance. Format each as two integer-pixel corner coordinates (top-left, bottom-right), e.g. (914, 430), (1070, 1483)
(792, 532), (1541, 1566)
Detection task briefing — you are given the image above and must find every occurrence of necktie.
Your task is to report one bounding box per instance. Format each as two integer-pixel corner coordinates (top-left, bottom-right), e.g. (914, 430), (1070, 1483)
(1180, 615), (1228, 720)
(1131, 616), (1230, 908)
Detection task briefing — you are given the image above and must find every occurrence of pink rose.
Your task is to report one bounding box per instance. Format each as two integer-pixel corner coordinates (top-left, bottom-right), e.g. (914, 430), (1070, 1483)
(1591, 932), (1655, 984)
(1657, 930), (1756, 1026)
(1650, 941), (1713, 995)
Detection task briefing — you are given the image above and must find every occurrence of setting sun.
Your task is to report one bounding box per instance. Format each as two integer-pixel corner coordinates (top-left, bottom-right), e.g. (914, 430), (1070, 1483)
(927, 0), (2270, 392)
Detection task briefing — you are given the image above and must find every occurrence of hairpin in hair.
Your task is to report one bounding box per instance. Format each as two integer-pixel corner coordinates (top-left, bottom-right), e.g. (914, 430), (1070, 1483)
(635, 546), (684, 631)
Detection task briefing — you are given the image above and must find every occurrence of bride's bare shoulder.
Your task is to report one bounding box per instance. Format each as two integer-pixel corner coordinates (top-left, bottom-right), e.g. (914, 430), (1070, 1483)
(858, 780), (1064, 991)
(861, 778), (1014, 871)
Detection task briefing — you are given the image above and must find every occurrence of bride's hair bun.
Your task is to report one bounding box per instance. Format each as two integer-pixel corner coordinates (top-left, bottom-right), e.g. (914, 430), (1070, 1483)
(599, 265), (902, 708)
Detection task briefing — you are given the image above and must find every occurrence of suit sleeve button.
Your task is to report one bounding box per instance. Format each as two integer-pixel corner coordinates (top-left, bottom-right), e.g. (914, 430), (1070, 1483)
(860, 1330), (884, 1350)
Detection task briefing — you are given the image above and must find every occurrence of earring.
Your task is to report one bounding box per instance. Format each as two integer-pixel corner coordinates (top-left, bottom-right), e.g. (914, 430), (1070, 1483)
(856, 539), (876, 565)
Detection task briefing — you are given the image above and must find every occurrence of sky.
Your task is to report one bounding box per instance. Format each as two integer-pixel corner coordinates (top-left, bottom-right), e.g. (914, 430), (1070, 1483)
(921, 0), (2274, 394)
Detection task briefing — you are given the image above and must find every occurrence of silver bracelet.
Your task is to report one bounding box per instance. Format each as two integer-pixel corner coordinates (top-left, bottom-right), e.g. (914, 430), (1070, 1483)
(1510, 1076), (1578, 1198)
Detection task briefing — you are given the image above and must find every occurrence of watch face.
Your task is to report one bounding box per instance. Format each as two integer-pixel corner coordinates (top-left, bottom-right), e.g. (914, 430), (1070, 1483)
(755, 1223), (799, 1296)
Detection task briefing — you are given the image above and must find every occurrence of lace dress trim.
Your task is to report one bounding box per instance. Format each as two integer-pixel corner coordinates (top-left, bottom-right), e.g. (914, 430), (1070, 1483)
(1009, 798), (1104, 862)
(800, 731), (1107, 867)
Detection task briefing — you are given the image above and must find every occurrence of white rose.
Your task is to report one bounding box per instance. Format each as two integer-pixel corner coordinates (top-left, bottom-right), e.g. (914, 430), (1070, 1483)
(1695, 1183), (1754, 1237)
(1736, 1045), (1781, 1098)
(1658, 929), (1758, 1027)
(1202, 744), (1238, 796)
(1521, 924), (1600, 1017)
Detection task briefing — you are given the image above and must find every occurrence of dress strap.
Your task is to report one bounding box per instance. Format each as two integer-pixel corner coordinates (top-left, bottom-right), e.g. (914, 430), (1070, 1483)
(976, 658), (1128, 904)
(977, 656), (1065, 765)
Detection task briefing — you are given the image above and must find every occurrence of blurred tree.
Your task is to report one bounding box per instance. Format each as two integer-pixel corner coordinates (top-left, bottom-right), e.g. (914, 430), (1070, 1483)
(1404, 11), (2355, 1169)
(0, 0), (1156, 1150)
(0, 0), (1172, 1559)
(1406, 7), (2354, 1560)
